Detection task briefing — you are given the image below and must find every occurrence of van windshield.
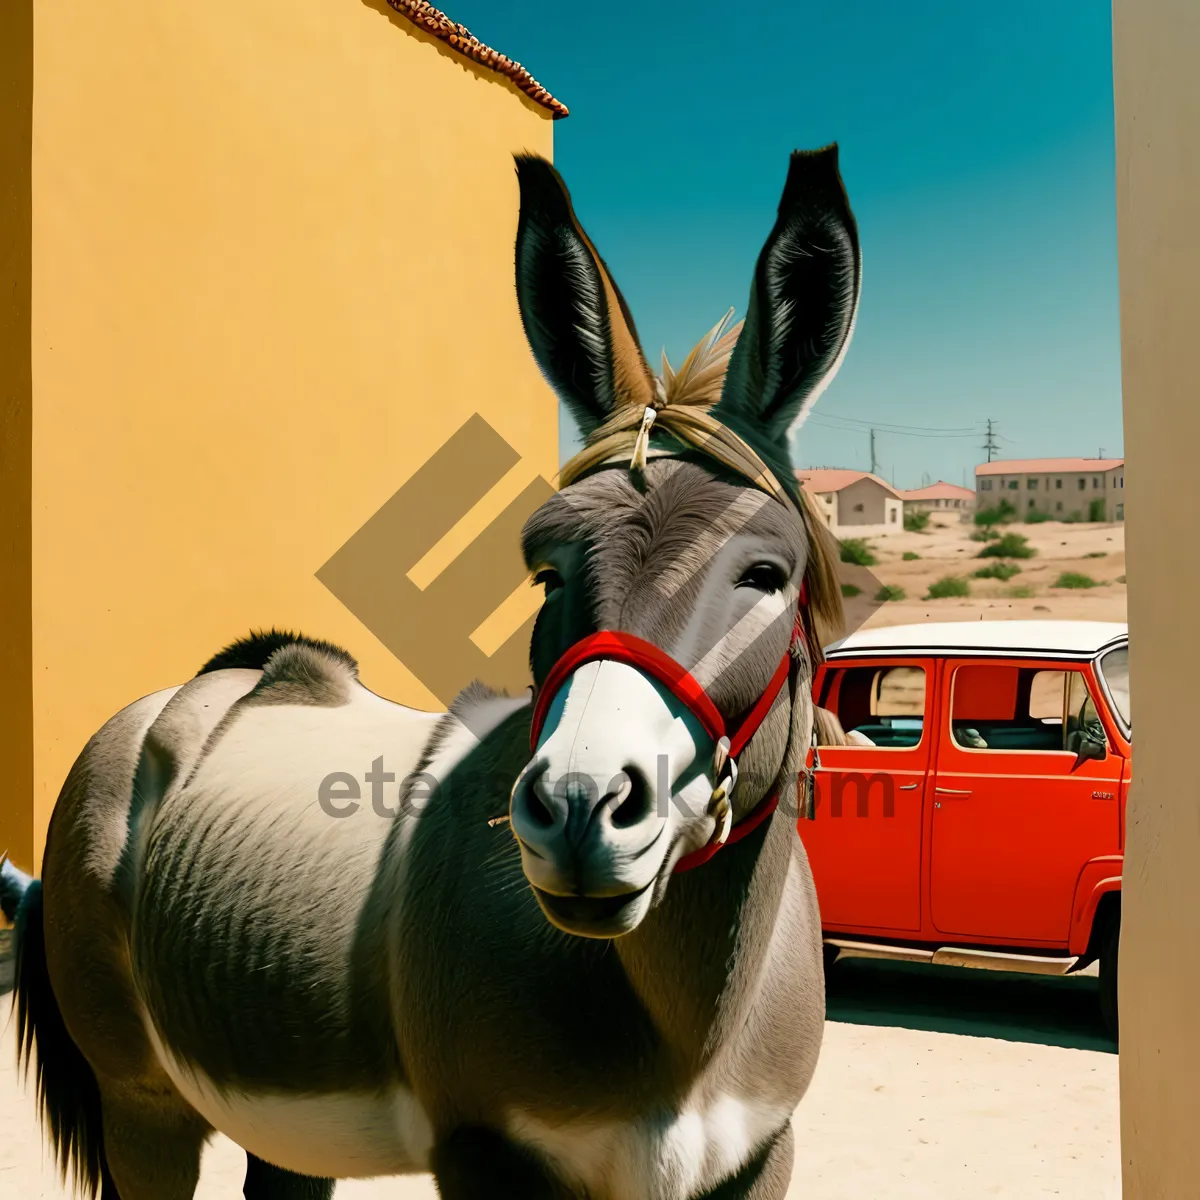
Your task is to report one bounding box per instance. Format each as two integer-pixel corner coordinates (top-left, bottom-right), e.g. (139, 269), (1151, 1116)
(1098, 645), (1131, 729)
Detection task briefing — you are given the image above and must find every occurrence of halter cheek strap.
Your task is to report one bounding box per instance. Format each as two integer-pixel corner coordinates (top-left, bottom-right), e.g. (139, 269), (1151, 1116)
(527, 606), (806, 874)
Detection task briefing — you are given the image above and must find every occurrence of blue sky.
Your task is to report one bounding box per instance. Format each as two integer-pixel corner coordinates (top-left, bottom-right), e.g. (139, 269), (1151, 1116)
(448, 1), (1122, 489)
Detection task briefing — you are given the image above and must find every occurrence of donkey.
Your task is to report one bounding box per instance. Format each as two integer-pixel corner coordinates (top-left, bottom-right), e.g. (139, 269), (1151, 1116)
(5, 144), (860, 1199)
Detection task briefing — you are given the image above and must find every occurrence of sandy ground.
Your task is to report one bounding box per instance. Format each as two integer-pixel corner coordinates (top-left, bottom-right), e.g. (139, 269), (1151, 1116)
(1, 959), (1120, 1199)
(837, 514), (1126, 637)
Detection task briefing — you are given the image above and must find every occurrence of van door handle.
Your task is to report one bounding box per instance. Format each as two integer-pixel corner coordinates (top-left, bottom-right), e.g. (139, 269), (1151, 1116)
(935, 787), (972, 796)
(898, 783), (919, 791)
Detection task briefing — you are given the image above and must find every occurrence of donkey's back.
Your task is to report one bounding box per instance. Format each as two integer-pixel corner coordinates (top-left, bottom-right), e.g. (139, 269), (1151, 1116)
(14, 635), (444, 1196)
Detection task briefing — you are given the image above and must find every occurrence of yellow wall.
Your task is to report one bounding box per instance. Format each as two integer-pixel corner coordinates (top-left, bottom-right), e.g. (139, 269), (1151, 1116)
(0, 1), (33, 874)
(12, 1), (557, 869)
(1113, 1), (1200, 1194)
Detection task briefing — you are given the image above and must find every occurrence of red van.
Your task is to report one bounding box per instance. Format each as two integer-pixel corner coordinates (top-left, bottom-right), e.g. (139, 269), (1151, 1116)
(801, 620), (1129, 1039)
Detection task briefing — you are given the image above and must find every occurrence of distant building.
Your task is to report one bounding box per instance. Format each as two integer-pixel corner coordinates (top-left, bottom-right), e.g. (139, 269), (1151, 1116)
(898, 481), (976, 516)
(796, 469), (904, 536)
(975, 458), (1125, 521)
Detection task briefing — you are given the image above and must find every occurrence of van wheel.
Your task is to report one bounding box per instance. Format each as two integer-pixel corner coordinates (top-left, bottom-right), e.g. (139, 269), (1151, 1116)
(1098, 910), (1119, 1042)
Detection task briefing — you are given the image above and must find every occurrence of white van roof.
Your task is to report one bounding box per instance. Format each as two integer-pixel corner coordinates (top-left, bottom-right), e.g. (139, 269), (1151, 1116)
(826, 620), (1128, 660)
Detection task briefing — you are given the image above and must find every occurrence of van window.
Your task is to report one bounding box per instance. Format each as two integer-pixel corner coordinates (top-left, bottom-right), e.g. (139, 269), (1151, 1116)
(950, 665), (1093, 752)
(1098, 646), (1131, 728)
(817, 665), (926, 748)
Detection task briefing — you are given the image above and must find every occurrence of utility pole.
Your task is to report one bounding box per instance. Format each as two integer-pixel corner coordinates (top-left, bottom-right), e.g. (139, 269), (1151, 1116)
(869, 428), (878, 476)
(982, 418), (999, 464)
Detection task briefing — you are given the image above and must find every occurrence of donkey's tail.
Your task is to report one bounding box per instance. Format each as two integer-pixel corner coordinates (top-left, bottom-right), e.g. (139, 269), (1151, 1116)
(0, 854), (33, 923)
(7, 861), (113, 1198)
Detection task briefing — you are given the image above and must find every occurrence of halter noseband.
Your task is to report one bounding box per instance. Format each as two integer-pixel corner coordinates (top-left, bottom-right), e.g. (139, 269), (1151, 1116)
(527, 584), (809, 874)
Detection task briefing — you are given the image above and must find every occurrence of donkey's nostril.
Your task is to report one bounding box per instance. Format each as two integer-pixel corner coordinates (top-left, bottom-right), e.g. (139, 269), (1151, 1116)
(515, 763), (556, 829)
(609, 765), (652, 829)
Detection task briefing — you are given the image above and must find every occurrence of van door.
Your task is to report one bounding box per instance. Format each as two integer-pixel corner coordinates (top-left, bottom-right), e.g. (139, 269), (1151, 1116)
(929, 659), (1124, 945)
(799, 657), (933, 933)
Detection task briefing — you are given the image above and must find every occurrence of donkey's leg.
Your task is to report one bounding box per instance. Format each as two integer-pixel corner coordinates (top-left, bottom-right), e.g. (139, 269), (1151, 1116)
(699, 1123), (794, 1200)
(243, 1154), (334, 1199)
(431, 1126), (577, 1200)
(98, 1091), (208, 1200)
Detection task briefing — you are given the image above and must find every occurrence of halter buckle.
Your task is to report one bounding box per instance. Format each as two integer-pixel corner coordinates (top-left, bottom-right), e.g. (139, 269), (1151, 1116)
(629, 406), (658, 477)
(708, 739), (738, 846)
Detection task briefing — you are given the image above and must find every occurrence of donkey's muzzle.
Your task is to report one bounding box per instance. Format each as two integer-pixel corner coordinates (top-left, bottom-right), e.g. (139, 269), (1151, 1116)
(510, 752), (667, 938)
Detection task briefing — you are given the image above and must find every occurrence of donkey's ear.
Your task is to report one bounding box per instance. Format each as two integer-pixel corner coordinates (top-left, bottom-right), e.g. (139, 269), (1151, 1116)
(514, 154), (655, 439)
(713, 145), (860, 450)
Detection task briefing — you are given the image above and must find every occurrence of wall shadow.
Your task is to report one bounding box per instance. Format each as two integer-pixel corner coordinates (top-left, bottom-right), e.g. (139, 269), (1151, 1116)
(826, 956), (1117, 1053)
(0, 0), (33, 874)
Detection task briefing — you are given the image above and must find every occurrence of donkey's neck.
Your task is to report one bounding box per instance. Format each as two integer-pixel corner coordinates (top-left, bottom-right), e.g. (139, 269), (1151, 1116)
(613, 803), (794, 1077)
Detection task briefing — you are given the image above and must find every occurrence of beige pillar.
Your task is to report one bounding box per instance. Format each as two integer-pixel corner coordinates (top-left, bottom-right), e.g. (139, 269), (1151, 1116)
(1113, 2), (1200, 1194)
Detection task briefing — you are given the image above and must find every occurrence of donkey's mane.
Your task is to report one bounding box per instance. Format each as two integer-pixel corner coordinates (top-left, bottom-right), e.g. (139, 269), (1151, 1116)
(196, 629), (358, 677)
(659, 309), (744, 410)
(556, 313), (845, 648)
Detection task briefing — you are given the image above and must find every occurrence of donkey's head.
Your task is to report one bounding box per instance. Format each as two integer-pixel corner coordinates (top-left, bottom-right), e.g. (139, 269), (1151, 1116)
(508, 148), (860, 938)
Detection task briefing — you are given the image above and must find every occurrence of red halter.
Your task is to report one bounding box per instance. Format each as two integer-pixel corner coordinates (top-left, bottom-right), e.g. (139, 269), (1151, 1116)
(527, 586), (809, 873)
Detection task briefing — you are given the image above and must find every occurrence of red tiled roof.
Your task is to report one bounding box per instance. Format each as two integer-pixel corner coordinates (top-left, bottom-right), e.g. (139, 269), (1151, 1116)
(795, 468), (902, 500)
(898, 481), (976, 501)
(385, 1), (568, 118)
(976, 457), (1123, 477)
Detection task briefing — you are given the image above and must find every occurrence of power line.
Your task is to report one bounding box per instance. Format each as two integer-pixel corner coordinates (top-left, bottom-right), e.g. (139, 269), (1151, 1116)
(813, 411), (982, 435)
(806, 417), (981, 440)
(818, 413), (982, 434)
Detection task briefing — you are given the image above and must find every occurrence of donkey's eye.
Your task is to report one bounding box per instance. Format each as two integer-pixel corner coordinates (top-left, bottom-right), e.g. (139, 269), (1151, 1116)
(736, 562), (787, 594)
(533, 567), (564, 597)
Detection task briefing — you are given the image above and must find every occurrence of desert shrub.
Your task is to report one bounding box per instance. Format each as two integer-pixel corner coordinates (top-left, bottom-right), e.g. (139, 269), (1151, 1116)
(970, 528), (999, 542)
(974, 562), (1022, 581)
(974, 499), (1017, 529)
(1024, 509), (1051, 524)
(839, 538), (877, 567)
(1085, 551), (1108, 558)
(1088, 498), (1107, 522)
(902, 551), (921, 561)
(903, 510), (930, 533)
(926, 575), (970, 599)
(841, 583), (862, 598)
(978, 532), (1036, 559)
(875, 584), (906, 602)
(1116, 574), (1127, 584)
(1054, 572), (1097, 589)
(1007, 585), (1035, 598)
(1062, 511), (1082, 523)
